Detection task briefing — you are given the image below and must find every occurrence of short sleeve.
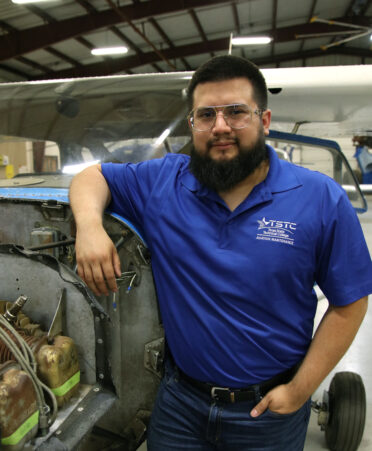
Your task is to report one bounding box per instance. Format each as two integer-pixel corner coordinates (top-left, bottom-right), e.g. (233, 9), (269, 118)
(101, 158), (166, 231)
(315, 189), (372, 306)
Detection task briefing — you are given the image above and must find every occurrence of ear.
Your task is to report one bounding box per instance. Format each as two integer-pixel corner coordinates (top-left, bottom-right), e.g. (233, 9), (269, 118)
(262, 109), (271, 136)
(187, 117), (193, 131)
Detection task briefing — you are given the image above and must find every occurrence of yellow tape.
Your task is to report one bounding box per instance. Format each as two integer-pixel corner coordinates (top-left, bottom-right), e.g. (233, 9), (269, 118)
(51, 370), (80, 397)
(2, 410), (39, 446)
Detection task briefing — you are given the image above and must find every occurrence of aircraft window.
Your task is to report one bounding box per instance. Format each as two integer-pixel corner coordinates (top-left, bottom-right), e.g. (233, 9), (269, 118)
(267, 138), (366, 212)
(0, 136), (61, 178)
(0, 134), (193, 181)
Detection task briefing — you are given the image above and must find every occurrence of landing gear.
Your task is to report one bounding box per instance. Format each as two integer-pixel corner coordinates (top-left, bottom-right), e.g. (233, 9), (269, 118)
(313, 371), (366, 451)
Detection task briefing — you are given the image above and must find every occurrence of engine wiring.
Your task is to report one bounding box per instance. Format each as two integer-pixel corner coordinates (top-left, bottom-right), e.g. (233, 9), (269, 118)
(0, 313), (58, 434)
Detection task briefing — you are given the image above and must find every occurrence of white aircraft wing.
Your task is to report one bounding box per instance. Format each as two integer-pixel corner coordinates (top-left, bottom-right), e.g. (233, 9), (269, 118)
(262, 65), (372, 137)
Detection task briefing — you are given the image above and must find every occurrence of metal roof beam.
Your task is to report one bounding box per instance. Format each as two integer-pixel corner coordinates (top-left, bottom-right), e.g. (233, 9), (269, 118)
(326, 0), (371, 47)
(0, 0), (230, 62)
(45, 47), (82, 67)
(75, 0), (98, 15)
(16, 56), (54, 74)
(231, 3), (245, 58)
(298, 0), (318, 53)
(272, 16), (371, 42)
(331, 45), (372, 56)
(252, 46), (372, 65)
(344, 0), (371, 16)
(189, 9), (214, 58)
(29, 32), (372, 80)
(0, 11), (369, 64)
(31, 37), (230, 79)
(73, 0), (161, 72)
(0, 21), (17, 33)
(0, 63), (30, 79)
(148, 17), (192, 70)
(271, 0), (278, 58)
(232, 2), (241, 34)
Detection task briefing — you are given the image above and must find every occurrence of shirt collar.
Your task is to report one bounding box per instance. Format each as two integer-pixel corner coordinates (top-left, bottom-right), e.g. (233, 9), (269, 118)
(180, 160), (207, 194)
(265, 145), (302, 193)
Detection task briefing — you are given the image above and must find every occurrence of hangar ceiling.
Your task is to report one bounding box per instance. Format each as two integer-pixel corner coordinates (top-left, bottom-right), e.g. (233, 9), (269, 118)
(0, 0), (371, 82)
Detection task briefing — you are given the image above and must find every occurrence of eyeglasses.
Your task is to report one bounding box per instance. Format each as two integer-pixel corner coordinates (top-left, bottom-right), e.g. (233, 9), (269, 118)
(188, 104), (264, 132)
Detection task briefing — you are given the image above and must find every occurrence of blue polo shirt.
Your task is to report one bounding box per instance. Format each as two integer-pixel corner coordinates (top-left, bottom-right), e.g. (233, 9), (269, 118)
(101, 146), (372, 387)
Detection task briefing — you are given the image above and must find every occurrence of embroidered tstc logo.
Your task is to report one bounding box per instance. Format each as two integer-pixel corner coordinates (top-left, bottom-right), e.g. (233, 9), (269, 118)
(256, 217), (297, 245)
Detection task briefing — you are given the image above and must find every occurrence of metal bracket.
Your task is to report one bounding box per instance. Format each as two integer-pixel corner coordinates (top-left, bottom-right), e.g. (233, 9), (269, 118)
(47, 288), (66, 340)
(317, 390), (330, 430)
(144, 337), (164, 378)
(41, 201), (71, 222)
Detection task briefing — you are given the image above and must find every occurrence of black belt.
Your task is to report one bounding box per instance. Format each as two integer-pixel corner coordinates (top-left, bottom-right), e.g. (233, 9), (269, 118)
(178, 364), (299, 403)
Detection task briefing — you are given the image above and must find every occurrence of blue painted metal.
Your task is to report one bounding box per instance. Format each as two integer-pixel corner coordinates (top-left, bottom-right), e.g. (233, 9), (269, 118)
(0, 187), (69, 202)
(0, 187), (146, 244)
(268, 130), (343, 152)
(268, 130), (368, 213)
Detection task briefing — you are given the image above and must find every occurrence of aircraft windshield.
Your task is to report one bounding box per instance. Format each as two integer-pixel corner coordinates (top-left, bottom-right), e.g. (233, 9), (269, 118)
(0, 74), (191, 178)
(0, 73), (366, 211)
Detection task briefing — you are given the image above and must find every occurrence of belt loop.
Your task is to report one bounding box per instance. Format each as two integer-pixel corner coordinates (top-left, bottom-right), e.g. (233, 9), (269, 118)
(252, 383), (262, 403)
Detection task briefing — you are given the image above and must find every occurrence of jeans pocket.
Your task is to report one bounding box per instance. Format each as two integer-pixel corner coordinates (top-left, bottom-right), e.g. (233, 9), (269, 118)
(262, 398), (311, 420)
(264, 408), (299, 418)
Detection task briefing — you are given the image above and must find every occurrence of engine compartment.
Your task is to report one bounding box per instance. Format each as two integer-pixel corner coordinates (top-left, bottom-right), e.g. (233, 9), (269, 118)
(0, 196), (164, 450)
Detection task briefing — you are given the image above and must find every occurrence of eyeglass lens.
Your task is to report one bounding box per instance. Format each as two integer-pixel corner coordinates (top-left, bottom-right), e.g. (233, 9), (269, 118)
(192, 104), (253, 131)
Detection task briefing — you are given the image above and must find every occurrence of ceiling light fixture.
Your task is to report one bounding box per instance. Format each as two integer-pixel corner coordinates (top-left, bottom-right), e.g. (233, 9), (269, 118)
(228, 33), (272, 54)
(232, 36), (272, 45)
(91, 46), (129, 56)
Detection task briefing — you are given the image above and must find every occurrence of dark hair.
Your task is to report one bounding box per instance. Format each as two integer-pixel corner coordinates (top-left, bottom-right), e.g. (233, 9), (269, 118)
(187, 55), (268, 111)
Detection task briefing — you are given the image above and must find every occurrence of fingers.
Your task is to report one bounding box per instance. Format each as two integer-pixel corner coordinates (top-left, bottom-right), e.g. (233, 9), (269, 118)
(250, 396), (269, 418)
(76, 250), (119, 297)
(250, 384), (306, 418)
(75, 228), (121, 296)
(112, 248), (122, 278)
(102, 254), (119, 294)
(78, 261), (107, 296)
(79, 262), (117, 296)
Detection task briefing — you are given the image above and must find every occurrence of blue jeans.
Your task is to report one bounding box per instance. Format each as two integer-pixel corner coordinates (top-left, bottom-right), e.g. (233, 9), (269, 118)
(147, 361), (311, 451)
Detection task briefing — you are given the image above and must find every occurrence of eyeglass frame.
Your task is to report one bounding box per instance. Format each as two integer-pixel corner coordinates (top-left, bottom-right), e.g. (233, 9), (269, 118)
(187, 103), (265, 132)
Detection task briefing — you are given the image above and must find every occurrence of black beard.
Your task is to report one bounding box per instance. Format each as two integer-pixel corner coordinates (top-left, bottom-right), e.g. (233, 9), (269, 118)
(189, 132), (268, 192)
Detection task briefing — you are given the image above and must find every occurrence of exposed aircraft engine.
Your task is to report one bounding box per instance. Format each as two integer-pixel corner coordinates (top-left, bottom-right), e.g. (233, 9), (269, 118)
(0, 362), (39, 450)
(0, 298), (80, 449)
(0, 194), (164, 450)
(0, 299), (80, 403)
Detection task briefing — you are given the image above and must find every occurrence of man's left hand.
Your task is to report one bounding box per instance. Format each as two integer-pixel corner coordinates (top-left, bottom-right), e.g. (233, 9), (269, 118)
(250, 383), (307, 417)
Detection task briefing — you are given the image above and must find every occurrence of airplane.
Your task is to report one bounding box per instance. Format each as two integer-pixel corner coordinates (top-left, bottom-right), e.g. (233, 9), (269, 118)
(263, 64), (372, 196)
(0, 64), (371, 451)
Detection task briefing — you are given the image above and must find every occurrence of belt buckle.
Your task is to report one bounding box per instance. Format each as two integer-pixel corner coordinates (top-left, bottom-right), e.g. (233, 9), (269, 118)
(211, 386), (235, 403)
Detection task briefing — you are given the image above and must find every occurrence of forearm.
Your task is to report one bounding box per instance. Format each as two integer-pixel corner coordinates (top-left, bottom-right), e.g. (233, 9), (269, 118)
(69, 165), (121, 295)
(288, 296), (368, 401)
(251, 296), (368, 417)
(69, 164), (111, 230)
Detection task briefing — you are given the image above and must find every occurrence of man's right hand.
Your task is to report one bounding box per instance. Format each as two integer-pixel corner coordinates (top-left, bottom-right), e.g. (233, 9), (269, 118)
(75, 225), (121, 296)
(69, 164), (121, 296)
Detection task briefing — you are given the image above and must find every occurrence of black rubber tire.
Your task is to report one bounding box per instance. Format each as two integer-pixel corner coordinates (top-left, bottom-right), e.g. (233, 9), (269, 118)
(325, 371), (366, 451)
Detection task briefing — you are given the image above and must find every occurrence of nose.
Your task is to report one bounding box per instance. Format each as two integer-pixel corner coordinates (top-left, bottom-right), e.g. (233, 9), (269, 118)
(212, 111), (231, 133)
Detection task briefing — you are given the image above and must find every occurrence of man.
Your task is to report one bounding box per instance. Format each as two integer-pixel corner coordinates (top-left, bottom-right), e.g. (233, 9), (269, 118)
(70, 56), (372, 450)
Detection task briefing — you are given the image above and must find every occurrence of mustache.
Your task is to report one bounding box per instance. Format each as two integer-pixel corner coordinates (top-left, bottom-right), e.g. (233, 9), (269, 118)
(206, 137), (239, 148)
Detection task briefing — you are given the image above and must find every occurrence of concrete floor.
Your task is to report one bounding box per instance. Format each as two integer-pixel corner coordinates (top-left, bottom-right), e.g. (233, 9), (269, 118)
(138, 194), (372, 451)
